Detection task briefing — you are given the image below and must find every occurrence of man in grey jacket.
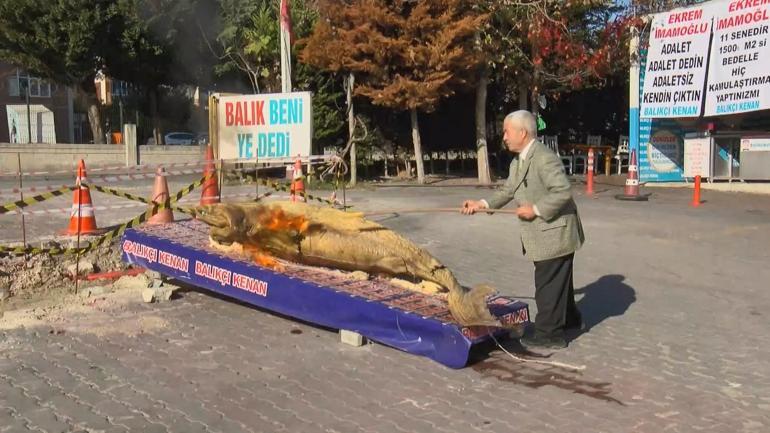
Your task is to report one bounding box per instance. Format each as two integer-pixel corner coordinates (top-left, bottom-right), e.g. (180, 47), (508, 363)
(462, 110), (584, 349)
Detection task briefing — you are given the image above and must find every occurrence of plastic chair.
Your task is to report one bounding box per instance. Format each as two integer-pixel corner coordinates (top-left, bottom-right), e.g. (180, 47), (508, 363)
(614, 135), (629, 174)
(543, 135), (573, 175)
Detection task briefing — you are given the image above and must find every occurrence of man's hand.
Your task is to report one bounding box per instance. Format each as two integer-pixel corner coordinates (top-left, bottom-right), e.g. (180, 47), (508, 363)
(461, 200), (486, 215)
(516, 204), (536, 221)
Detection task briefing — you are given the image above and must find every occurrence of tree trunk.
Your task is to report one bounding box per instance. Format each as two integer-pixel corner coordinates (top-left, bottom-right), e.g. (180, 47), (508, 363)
(475, 66), (492, 184)
(87, 103), (104, 144)
(149, 88), (163, 145)
(410, 108), (425, 184)
(530, 61), (542, 118)
(80, 85), (104, 144)
(346, 73), (357, 186)
(518, 79), (529, 111)
(429, 152), (435, 174)
(445, 150), (450, 175)
(383, 153), (389, 177)
(530, 83), (540, 118)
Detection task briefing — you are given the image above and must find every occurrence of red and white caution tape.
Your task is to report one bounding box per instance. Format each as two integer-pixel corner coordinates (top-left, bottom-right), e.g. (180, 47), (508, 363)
(1, 192), (276, 217)
(0, 156), (337, 178)
(0, 159), (210, 178)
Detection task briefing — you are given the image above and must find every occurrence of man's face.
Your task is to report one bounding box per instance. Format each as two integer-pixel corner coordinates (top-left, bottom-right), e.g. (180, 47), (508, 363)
(502, 119), (528, 153)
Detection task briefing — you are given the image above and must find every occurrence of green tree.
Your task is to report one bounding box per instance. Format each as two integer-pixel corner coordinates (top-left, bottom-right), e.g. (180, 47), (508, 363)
(109, 0), (217, 144)
(207, 0), (346, 152)
(0, 0), (115, 143)
(462, 0), (632, 182)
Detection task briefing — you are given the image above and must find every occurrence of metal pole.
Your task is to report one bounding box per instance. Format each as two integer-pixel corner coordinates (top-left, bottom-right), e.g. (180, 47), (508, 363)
(74, 181), (82, 294)
(219, 158), (224, 201)
(17, 153), (26, 247)
(119, 98), (124, 144)
(136, 109), (139, 143)
(25, 85), (32, 143)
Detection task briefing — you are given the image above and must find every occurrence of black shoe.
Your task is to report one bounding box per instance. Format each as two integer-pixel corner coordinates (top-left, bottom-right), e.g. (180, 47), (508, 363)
(520, 334), (567, 350)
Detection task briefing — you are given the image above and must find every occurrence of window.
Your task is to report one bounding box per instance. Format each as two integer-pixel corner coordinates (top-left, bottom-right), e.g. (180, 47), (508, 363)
(7, 70), (51, 98)
(112, 80), (131, 97)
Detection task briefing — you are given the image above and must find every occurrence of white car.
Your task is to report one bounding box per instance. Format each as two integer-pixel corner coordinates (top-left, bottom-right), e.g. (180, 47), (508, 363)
(164, 132), (196, 145)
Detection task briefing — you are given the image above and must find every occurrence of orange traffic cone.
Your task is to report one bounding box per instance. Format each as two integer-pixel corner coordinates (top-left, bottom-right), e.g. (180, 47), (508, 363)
(62, 160), (103, 235)
(289, 158), (306, 203)
(200, 145), (220, 205)
(615, 150), (648, 201)
(148, 167), (174, 224)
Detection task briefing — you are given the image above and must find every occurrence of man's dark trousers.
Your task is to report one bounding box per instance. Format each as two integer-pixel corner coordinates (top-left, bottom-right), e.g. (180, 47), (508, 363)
(533, 253), (580, 337)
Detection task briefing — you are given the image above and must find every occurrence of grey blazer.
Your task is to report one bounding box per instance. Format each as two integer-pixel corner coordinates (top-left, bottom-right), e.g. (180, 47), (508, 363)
(486, 140), (584, 262)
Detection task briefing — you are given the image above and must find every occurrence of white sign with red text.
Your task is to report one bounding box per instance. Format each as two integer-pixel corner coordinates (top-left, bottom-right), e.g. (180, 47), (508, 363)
(705, 0), (770, 116)
(217, 92), (313, 160)
(641, 5), (717, 118)
(684, 137), (713, 177)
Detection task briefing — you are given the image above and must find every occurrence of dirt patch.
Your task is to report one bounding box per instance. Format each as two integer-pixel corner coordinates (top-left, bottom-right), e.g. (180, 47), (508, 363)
(0, 237), (128, 310)
(0, 273), (168, 337)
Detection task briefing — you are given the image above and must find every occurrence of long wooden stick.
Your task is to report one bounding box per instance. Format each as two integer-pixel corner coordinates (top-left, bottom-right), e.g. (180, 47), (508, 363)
(364, 207), (519, 217)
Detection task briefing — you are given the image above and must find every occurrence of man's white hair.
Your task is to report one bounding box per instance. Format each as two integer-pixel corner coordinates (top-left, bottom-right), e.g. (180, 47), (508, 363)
(504, 110), (537, 139)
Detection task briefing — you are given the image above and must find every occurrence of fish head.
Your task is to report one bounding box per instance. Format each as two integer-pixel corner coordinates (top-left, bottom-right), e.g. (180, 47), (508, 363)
(192, 203), (250, 243)
(192, 204), (234, 229)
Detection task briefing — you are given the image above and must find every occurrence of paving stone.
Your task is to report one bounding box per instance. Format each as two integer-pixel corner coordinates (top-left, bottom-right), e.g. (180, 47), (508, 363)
(1, 187), (770, 432)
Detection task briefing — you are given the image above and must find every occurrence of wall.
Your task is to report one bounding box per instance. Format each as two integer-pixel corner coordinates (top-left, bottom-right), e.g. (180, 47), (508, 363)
(0, 143), (205, 175)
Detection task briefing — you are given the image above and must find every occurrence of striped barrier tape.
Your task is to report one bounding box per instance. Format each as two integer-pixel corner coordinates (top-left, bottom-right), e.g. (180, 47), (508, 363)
(1, 191), (277, 217)
(0, 203), (164, 256)
(242, 174), (343, 207)
(0, 155), (337, 178)
(0, 186), (76, 215)
(0, 184), (73, 198)
(0, 174), (209, 256)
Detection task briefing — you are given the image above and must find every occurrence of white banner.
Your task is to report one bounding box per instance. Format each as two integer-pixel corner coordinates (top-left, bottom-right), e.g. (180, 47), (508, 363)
(641, 5), (715, 118)
(217, 92), (313, 161)
(705, 1), (770, 116)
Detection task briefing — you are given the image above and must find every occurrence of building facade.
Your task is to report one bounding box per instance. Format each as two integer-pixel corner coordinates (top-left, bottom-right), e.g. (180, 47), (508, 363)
(0, 61), (77, 143)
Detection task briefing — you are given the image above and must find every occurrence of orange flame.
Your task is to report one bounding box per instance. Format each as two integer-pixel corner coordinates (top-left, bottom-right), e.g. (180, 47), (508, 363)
(243, 243), (285, 271)
(240, 207), (308, 271)
(258, 208), (309, 234)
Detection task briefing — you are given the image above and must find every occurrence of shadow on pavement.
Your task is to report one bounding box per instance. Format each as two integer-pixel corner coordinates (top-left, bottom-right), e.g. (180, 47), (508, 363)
(575, 274), (636, 331)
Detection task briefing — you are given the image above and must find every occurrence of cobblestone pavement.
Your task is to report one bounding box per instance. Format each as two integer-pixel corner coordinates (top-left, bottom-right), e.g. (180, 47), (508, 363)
(2, 181), (770, 432)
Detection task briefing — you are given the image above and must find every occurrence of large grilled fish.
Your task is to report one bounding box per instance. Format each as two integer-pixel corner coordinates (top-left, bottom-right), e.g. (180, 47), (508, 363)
(191, 201), (501, 327)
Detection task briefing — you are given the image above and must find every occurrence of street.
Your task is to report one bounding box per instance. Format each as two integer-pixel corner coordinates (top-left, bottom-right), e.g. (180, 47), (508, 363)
(2, 181), (770, 432)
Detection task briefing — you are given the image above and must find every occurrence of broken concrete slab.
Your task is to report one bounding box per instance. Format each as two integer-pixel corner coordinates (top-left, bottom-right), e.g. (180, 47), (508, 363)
(142, 284), (179, 303)
(65, 260), (94, 278)
(81, 285), (113, 298)
(112, 274), (151, 291)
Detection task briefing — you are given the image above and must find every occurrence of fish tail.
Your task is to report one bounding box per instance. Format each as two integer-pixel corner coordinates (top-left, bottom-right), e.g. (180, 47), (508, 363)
(447, 284), (502, 328)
